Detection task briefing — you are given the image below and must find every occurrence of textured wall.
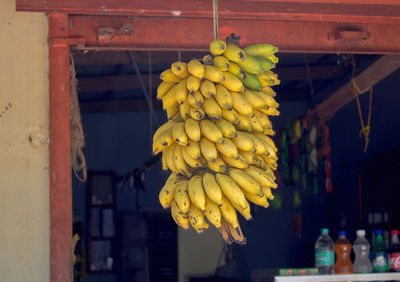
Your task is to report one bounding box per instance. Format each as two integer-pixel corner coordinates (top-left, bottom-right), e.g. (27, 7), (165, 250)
(0, 1), (50, 281)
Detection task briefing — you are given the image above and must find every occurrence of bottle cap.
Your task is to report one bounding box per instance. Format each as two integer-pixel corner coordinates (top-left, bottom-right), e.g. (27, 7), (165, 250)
(321, 228), (329, 234)
(338, 231), (346, 237)
(375, 229), (383, 235)
(391, 230), (399, 236)
(356, 230), (366, 237)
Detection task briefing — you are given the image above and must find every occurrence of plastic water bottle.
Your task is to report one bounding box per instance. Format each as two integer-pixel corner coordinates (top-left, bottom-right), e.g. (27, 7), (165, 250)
(353, 229), (373, 273)
(389, 230), (400, 272)
(315, 228), (334, 274)
(334, 231), (353, 274)
(371, 229), (390, 272)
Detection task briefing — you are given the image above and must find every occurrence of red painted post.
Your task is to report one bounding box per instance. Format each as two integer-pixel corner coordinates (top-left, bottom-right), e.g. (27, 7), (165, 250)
(49, 13), (72, 282)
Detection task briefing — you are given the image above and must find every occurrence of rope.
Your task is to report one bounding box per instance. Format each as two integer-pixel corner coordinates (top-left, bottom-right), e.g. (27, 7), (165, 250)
(213, 0), (219, 39)
(70, 55), (87, 182)
(178, 50), (182, 62)
(148, 51), (154, 151)
(351, 55), (373, 153)
(304, 54), (314, 97)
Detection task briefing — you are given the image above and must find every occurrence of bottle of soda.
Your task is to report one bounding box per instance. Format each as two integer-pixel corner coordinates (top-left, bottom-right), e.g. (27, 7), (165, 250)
(353, 229), (373, 273)
(315, 228), (334, 274)
(389, 230), (400, 272)
(371, 229), (390, 272)
(334, 231), (353, 274)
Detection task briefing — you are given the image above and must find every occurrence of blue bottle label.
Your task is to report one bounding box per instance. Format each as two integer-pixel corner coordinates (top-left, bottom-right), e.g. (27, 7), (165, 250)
(315, 250), (334, 266)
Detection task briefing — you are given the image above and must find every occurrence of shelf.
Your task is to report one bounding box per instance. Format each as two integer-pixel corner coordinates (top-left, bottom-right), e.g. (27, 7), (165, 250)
(275, 273), (400, 282)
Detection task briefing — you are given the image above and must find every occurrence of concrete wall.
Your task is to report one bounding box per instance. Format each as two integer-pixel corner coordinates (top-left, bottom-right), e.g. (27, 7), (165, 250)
(0, 1), (50, 281)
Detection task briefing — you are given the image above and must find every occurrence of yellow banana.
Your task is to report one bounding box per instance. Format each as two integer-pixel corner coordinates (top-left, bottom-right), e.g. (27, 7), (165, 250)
(171, 200), (189, 229)
(221, 108), (239, 124)
(200, 79), (216, 98)
(243, 89), (268, 109)
(237, 55), (264, 74)
(223, 44), (246, 62)
(204, 65), (225, 83)
(186, 140), (201, 160)
(255, 133), (278, 157)
(165, 144), (179, 173)
(255, 56), (275, 72)
(157, 81), (176, 100)
(219, 195), (239, 228)
(214, 118), (237, 138)
(199, 119), (224, 144)
(207, 156), (227, 173)
(213, 56), (230, 71)
(249, 115), (264, 133)
(220, 71), (245, 92)
(189, 106), (205, 121)
(200, 137), (218, 162)
(230, 91), (254, 117)
(225, 219), (247, 245)
(243, 190), (269, 208)
(187, 59), (205, 79)
(239, 150), (263, 166)
(216, 137), (239, 159)
(160, 68), (183, 83)
(256, 133), (277, 152)
(204, 197), (222, 228)
(152, 125), (174, 155)
(262, 107), (280, 116)
(231, 198), (252, 221)
(257, 73), (274, 87)
(202, 172), (223, 206)
(266, 54), (279, 64)
(186, 75), (201, 94)
(220, 154), (249, 169)
(245, 165), (277, 188)
(181, 145), (205, 168)
(161, 84), (178, 110)
(180, 99), (191, 120)
(257, 89), (279, 108)
(203, 54), (214, 65)
(188, 175), (206, 211)
(172, 122), (189, 146)
(161, 151), (169, 170)
(175, 180), (190, 213)
(203, 98), (222, 120)
(244, 44), (278, 57)
(228, 168), (263, 196)
(231, 131), (255, 152)
(159, 172), (181, 208)
(261, 86), (276, 97)
(228, 61), (245, 80)
(236, 113), (253, 132)
(247, 133), (267, 155)
(264, 157), (278, 171)
(215, 84), (233, 110)
(188, 204), (208, 233)
(254, 110), (272, 129)
(166, 103), (180, 120)
(185, 118), (201, 142)
(173, 145), (192, 177)
(209, 39), (227, 56)
(175, 78), (188, 105)
(261, 186), (274, 200)
(171, 62), (189, 78)
(215, 173), (247, 209)
(192, 91), (204, 108)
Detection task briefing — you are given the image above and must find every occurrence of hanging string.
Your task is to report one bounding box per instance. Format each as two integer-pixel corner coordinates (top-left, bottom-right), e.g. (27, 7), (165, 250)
(148, 51), (153, 149)
(178, 50), (182, 62)
(213, 0), (219, 40)
(351, 55), (373, 153)
(304, 54), (315, 97)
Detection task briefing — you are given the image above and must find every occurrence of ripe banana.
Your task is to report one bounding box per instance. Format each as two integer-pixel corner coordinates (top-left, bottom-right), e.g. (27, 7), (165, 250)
(162, 84), (178, 110)
(173, 145), (192, 177)
(249, 115), (264, 133)
(231, 131), (256, 152)
(221, 108), (239, 124)
(175, 78), (188, 104)
(200, 137), (218, 163)
(237, 55), (264, 75)
(160, 69), (182, 83)
(166, 103), (180, 120)
(187, 59), (205, 79)
(247, 133), (267, 155)
(185, 118), (201, 143)
(219, 195), (239, 228)
(204, 197), (222, 228)
(216, 138), (239, 159)
(165, 144), (179, 173)
(220, 72), (245, 92)
(207, 156), (227, 173)
(236, 113), (253, 132)
(243, 89), (268, 109)
(157, 81), (176, 100)
(172, 122), (189, 146)
(209, 39), (227, 56)
(188, 204), (209, 233)
(256, 133), (277, 152)
(159, 172), (181, 208)
(171, 200), (189, 229)
(161, 151), (169, 170)
(225, 218), (247, 245)
(243, 190), (269, 208)
(175, 180), (190, 213)
(245, 165), (277, 188)
(200, 80), (216, 98)
(153, 124), (174, 155)
(186, 75), (201, 94)
(189, 106), (205, 121)
(181, 145), (205, 168)
(203, 98), (222, 120)
(239, 150), (263, 166)
(261, 186), (274, 200)
(230, 198), (252, 221)
(243, 44), (278, 57)
(180, 99), (191, 120)
(215, 85), (233, 110)
(214, 118), (237, 138)
(215, 173), (247, 209)
(204, 65), (225, 83)
(213, 56), (230, 71)
(203, 54), (213, 65)
(200, 119), (224, 144)
(223, 44), (246, 62)
(171, 62), (189, 78)
(202, 172), (223, 205)
(230, 91), (254, 117)
(266, 54), (279, 64)
(186, 140), (201, 160)
(220, 154), (249, 169)
(228, 168), (263, 196)
(228, 61), (245, 80)
(188, 175), (206, 211)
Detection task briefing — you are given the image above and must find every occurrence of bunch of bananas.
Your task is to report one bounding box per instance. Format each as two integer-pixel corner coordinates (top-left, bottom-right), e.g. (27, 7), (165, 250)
(153, 39), (280, 244)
